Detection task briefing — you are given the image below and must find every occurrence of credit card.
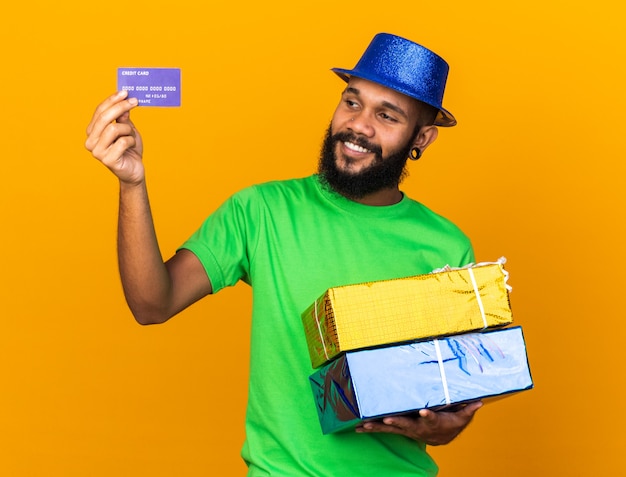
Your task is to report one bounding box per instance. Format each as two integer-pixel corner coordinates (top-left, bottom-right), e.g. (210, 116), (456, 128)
(117, 67), (181, 107)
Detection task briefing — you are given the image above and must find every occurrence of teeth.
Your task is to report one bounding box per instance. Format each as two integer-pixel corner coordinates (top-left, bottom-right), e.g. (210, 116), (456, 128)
(345, 141), (370, 153)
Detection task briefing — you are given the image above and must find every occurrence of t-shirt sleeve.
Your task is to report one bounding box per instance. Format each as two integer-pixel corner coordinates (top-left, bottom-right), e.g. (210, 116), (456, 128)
(177, 188), (260, 293)
(460, 241), (475, 266)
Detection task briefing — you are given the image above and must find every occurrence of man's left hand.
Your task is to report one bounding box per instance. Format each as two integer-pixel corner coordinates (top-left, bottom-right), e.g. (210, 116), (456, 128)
(355, 401), (483, 446)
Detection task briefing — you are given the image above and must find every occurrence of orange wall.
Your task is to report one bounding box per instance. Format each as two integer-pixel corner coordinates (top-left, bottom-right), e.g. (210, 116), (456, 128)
(1, 1), (624, 475)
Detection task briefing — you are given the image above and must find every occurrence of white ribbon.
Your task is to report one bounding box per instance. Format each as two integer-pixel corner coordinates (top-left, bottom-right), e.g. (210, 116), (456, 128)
(313, 299), (330, 361)
(433, 339), (451, 405)
(467, 267), (488, 329)
(431, 256), (512, 293)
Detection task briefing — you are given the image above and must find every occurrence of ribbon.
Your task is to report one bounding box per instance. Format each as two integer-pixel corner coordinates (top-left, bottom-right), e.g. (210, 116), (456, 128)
(433, 339), (451, 405)
(431, 256), (512, 292)
(313, 299), (330, 361)
(467, 267), (488, 329)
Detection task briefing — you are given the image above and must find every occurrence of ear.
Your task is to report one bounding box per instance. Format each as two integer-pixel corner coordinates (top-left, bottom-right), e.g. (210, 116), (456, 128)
(412, 125), (439, 152)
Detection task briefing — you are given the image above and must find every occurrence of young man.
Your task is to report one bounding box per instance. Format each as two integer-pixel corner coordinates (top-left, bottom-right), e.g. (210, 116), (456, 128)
(85, 33), (482, 476)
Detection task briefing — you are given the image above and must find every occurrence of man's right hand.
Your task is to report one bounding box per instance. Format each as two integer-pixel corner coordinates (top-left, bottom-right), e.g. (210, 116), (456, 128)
(85, 90), (144, 185)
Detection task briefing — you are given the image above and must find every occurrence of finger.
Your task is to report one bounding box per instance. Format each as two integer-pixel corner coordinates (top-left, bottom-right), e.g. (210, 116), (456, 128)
(356, 421), (404, 435)
(96, 135), (137, 171)
(116, 109), (134, 126)
(418, 409), (438, 422)
(101, 121), (135, 146)
(116, 111), (140, 142)
(458, 400), (483, 417)
(88, 121), (134, 157)
(85, 96), (138, 150)
(381, 415), (416, 429)
(86, 90), (128, 135)
(103, 136), (137, 168)
(91, 123), (135, 161)
(85, 107), (136, 154)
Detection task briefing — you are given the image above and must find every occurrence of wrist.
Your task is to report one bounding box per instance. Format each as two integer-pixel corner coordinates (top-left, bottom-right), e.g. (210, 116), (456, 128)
(119, 177), (147, 192)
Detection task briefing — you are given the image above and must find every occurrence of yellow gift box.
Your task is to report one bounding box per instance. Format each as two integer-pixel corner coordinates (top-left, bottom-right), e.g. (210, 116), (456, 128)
(301, 259), (513, 368)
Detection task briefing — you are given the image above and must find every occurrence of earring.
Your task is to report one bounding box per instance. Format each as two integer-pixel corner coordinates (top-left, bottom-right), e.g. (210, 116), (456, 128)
(409, 147), (422, 160)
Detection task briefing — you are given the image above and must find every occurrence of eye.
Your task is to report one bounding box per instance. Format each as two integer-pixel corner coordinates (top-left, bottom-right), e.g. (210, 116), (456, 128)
(379, 112), (398, 123)
(344, 99), (359, 109)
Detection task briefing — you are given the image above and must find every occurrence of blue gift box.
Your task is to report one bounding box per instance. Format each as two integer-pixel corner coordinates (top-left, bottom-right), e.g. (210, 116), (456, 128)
(309, 326), (533, 434)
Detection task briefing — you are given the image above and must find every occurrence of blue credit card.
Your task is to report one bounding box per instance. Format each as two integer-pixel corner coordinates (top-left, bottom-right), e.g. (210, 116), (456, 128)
(117, 67), (181, 107)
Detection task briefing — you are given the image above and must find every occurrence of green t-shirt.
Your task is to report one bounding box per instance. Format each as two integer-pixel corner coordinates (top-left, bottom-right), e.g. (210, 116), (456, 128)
(180, 175), (474, 476)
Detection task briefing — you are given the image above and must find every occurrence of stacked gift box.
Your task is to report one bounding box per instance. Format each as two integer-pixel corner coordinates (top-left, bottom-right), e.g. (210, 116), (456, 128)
(300, 258), (533, 434)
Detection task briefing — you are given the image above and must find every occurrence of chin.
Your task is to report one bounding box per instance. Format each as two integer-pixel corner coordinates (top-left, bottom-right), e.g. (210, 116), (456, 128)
(335, 152), (374, 175)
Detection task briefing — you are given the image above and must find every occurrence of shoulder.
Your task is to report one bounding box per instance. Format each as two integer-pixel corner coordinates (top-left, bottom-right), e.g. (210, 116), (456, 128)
(403, 196), (472, 247)
(407, 196), (465, 227)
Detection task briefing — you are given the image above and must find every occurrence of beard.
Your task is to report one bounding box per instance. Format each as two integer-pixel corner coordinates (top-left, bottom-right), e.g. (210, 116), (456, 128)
(317, 125), (411, 200)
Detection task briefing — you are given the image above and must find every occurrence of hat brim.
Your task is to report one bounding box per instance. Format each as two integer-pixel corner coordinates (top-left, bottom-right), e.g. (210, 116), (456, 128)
(332, 68), (457, 127)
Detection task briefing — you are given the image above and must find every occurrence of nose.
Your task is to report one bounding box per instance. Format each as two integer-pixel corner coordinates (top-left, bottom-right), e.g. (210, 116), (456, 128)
(349, 111), (375, 137)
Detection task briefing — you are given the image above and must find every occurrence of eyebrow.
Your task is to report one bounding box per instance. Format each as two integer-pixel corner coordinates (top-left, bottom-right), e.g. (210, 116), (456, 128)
(344, 86), (409, 120)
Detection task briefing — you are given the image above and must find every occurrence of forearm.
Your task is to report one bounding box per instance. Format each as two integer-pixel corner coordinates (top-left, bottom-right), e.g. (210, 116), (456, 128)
(117, 180), (173, 324)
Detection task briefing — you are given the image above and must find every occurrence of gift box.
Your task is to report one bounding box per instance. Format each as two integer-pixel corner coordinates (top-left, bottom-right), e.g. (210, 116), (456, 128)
(302, 260), (513, 368)
(309, 326), (533, 434)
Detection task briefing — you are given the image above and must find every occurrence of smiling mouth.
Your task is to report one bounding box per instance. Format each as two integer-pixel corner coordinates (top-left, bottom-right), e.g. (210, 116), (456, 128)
(344, 141), (371, 154)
